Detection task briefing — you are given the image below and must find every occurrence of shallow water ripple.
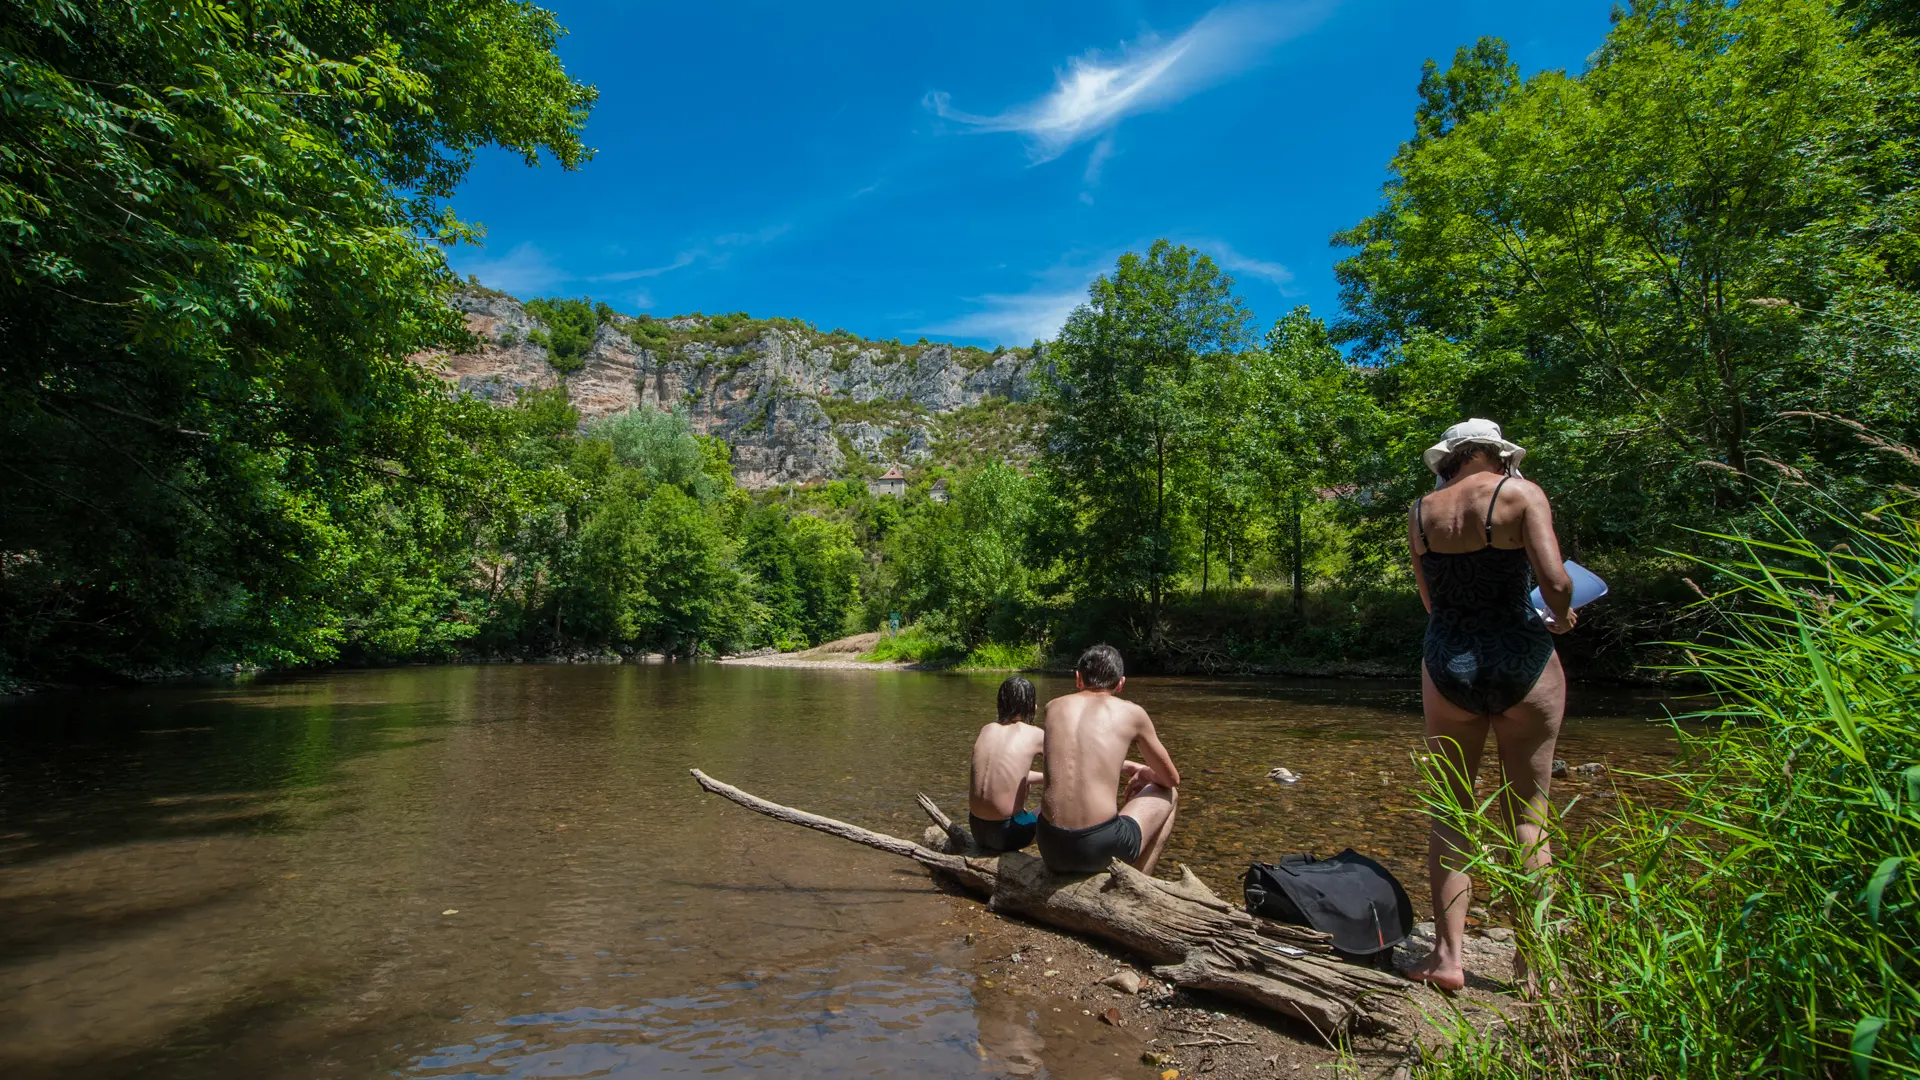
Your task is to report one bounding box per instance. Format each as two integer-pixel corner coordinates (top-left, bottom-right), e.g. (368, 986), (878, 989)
(407, 966), (987, 1078)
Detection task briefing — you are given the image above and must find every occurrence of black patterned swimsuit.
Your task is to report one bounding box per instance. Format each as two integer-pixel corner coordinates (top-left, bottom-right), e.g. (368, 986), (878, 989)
(1417, 477), (1556, 715)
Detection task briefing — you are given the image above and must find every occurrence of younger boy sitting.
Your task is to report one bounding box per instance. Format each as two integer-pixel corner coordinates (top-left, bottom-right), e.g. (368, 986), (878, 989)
(968, 676), (1046, 853)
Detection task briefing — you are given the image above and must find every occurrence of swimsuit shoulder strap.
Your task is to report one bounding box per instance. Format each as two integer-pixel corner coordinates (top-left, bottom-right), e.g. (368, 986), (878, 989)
(1484, 475), (1512, 547)
(1414, 495), (1429, 552)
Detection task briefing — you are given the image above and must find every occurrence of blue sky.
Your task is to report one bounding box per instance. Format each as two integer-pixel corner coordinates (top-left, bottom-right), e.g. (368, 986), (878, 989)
(446, 1), (1618, 348)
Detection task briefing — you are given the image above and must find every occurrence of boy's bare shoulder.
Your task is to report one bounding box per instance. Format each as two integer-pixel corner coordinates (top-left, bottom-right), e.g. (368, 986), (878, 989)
(1087, 693), (1148, 728)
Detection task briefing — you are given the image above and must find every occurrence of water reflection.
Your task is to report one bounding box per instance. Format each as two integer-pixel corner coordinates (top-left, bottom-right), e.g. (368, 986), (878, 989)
(0, 664), (1680, 1079)
(407, 965), (987, 1078)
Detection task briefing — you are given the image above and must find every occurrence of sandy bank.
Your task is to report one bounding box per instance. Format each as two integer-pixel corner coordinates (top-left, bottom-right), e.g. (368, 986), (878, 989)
(717, 632), (920, 670)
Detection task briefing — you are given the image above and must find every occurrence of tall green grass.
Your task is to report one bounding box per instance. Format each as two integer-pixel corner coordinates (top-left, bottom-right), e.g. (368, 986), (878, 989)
(1413, 506), (1920, 1078)
(957, 640), (1043, 670)
(857, 622), (960, 664)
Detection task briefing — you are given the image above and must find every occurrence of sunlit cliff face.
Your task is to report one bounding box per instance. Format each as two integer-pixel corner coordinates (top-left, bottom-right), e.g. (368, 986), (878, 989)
(424, 291), (1044, 489)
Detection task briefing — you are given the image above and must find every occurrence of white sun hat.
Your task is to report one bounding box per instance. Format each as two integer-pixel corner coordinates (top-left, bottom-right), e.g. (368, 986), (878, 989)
(1423, 418), (1527, 477)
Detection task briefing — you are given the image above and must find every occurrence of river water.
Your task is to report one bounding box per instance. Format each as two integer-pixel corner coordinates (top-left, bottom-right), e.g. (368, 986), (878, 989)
(0, 665), (1680, 1078)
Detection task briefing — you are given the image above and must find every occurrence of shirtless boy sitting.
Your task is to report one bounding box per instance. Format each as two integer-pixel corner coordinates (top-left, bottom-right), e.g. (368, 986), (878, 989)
(1037, 645), (1180, 875)
(968, 676), (1046, 853)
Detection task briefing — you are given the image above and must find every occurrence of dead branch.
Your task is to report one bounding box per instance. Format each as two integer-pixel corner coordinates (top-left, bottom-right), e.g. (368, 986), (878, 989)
(689, 769), (1409, 1036)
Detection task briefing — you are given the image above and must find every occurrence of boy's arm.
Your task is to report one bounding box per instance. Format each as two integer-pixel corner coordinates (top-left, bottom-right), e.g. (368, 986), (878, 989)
(1133, 711), (1180, 789)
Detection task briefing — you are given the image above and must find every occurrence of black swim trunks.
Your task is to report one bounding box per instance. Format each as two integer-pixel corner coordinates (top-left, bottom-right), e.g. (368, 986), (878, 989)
(969, 810), (1038, 853)
(1037, 814), (1142, 874)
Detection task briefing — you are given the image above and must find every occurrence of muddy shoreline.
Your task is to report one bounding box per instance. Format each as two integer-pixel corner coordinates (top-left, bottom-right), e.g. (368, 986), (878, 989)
(932, 888), (1522, 1078)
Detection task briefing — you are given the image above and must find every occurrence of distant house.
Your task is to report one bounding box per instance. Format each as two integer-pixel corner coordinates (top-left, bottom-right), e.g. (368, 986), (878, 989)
(869, 467), (907, 498)
(928, 478), (950, 504)
(1317, 483), (1375, 507)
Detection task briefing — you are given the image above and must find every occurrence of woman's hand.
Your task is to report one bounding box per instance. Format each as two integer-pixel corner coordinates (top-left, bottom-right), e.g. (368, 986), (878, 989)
(1545, 608), (1577, 635)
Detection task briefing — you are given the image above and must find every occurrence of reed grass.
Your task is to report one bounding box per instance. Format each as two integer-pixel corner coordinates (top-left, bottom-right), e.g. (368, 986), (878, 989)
(856, 622), (958, 664)
(1411, 505), (1920, 1078)
(956, 640), (1044, 671)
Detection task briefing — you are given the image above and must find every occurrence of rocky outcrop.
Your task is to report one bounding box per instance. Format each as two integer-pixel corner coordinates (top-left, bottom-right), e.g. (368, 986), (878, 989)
(430, 291), (1042, 488)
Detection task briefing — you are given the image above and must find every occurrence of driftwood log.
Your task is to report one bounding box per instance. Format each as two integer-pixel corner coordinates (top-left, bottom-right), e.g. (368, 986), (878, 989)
(690, 768), (1408, 1036)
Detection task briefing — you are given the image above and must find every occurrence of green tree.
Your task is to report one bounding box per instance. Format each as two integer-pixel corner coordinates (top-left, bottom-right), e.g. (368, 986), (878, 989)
(1333, 1), (1920, 552)
(631, 485), (746, 655)
(1039, 241), (1252, 621)
(563, 471), (651, 644)
(890, 462), (1038, 648)
(788, 513), (864, 645)
(1183, 346), (1259, 598)
(0, 0), (595, 676)
(588, 405), (720, 499)
(739, 505), (806, 649)
(1410, 37), (1520, 147)
(1244, 308), (1377, 614)
(523, 297), (606, 372)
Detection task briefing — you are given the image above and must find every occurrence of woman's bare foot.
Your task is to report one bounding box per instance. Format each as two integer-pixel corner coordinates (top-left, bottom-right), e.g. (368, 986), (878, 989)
(1511, 948), (1559, 1000)
(1512, 949), (1537, 999)
(1405, 951), (1466, 992)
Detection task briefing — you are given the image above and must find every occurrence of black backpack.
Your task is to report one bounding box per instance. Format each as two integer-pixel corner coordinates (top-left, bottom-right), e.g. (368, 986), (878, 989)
(1242, 850), (1414, 958)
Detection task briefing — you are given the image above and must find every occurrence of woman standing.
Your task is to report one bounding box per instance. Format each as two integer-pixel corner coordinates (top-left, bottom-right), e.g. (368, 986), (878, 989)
(1402, 419), (1575, 992)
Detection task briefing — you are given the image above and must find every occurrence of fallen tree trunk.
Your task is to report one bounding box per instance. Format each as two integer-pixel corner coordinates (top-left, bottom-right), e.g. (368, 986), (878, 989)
(690, 769), (1408, 1036)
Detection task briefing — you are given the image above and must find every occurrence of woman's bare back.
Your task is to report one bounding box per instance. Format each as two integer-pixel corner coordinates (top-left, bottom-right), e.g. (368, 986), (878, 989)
(1414, 471), (1537, 553)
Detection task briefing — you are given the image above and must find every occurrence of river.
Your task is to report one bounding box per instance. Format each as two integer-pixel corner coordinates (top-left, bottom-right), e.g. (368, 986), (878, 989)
(0, 664), (1679, 1078)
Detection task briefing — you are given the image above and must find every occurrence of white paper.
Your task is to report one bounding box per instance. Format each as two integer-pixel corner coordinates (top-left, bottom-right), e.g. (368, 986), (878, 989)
(1531, 560), (1608, 621)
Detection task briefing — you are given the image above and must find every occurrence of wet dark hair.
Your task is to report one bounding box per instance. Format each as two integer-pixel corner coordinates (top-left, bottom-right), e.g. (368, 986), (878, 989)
(996, 676), (1036, 723)
(1076, 644), (1124, 690)
(1434, 440), (1512, 483)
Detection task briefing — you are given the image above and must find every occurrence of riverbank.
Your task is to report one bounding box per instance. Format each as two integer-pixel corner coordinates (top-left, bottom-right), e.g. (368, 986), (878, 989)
(715, 631), (922, 670)
(2, 637), (1678, 698)
(709, 631), (1680, 689)
(929, 888), (1521, 1079)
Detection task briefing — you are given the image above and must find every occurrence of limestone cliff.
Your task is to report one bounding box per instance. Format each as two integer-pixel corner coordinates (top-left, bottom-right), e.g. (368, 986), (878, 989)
(429, 290), (1044, 487)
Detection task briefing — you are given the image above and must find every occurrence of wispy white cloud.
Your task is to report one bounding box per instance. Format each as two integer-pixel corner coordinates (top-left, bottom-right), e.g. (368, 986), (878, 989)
(926, 1), (1328, 163)
(452, 241), (563, 296)
(595, 252), (696, 282)
(923, 253), (1110, 344)
(1083, 135), (1116, 186)
(1198, 239), (1295, 286)
(925, 236), (1297, 345)
(715, 224), (793, 247)
(590, 224), (792, 283)
(631, 288), (654, 310)
(924, 286), (1089, 345)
